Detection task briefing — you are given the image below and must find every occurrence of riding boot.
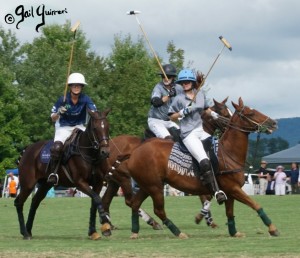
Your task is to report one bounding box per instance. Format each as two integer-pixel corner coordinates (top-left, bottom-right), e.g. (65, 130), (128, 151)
(47, 141), (64, 185)
(199, 158), (227, 205)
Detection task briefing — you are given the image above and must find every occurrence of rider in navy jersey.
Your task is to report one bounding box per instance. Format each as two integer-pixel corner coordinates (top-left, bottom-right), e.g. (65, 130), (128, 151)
(47, 72), (97, 185)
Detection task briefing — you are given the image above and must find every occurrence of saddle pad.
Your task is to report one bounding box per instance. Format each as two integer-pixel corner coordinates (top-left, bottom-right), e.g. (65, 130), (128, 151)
(168, 142), (200, 177)
(40, 140), (53, 164)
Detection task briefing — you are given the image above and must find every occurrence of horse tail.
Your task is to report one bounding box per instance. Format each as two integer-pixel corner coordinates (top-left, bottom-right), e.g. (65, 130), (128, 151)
(16, 147), (28, 165)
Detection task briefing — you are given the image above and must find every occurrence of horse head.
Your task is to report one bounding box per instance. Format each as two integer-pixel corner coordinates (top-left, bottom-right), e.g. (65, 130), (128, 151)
(231, 97), (277, 134)
(87, 108), (111, 159)
(202, 97), (231, 134)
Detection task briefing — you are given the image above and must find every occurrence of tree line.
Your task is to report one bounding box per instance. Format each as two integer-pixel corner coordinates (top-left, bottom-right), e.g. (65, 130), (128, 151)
(0, 21), (288, 177)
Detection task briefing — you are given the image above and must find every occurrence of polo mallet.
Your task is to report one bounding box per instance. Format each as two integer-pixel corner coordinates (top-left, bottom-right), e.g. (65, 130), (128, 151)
(190, 36), (232, 103)
(127, 10), (169, 82)
(63, 21), (81, 102)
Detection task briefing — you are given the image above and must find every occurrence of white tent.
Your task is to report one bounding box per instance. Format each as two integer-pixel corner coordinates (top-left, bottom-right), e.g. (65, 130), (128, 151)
(262, 144), (300, 164)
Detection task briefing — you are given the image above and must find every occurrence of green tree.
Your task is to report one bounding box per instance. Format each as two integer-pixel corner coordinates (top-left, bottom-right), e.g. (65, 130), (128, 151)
(166, 40), (184, 70)
(247, 137), (289, 170)
(0, 28), (29, 176)
(105, 34), (158, 136)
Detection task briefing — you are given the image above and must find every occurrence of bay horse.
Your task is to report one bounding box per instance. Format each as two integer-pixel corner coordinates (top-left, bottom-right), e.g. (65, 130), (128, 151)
(15, 109), (112, 240)
(125, 97), (278, 239)
(102, 98), (232, 229)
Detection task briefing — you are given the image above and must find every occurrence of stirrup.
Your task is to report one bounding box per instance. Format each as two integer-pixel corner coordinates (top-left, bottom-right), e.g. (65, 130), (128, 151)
(214, 190), (227, 205)
(47, 173), (59, 186)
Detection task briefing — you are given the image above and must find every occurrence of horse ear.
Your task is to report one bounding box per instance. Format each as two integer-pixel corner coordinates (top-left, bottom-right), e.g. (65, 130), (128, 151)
(87, 108), (95, 116)
(222, 96), (229, 104)
(104, 108), (112, 116)
(238, 97), (243, 106)
(231, 100), (238, 110)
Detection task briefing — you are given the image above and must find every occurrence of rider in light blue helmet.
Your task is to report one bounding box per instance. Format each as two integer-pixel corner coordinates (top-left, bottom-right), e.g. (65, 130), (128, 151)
(168, 68), (227, 205)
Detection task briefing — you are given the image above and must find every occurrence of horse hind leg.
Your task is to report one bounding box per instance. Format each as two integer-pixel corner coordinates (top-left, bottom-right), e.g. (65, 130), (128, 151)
(14, 188), (34, 239)
(25, 183), (51, 237)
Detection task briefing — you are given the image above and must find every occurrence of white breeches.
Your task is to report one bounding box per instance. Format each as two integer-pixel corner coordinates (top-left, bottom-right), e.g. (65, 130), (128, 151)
(183, 127), (211, 163)
(54, 124), (86, 143)
(148, 118), (179, 139)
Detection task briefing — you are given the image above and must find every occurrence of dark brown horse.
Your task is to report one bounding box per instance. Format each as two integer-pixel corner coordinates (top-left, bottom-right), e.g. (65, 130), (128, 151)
(15, 109), (112, 240)
(102, 98), (232, 229)
(125, 97), (278, 239)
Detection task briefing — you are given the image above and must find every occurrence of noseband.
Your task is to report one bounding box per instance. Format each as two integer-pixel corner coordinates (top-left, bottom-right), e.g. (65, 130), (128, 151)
(88, 116), (109, 150)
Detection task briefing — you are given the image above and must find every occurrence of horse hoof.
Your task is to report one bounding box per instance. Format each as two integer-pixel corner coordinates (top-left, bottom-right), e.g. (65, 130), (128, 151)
(89, 232), (101, 240)
(269, 230), (280, 237)
(195, 214), (204, 224)
(130, 233), (139, 239)
(233, 232), (245, 238)
(101, 223), (111, 237)
(210, 222), (218, 228)
(178, 232), (189, 239)
(152, 222), (163, 230)
(110, 224), (119, 230)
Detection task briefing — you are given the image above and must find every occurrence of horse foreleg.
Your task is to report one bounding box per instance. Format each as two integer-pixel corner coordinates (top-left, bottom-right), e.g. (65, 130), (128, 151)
(224, 197), (243, 237)
(230, 188), (279, 236)
(88, 200), (100, 240)
(79, 184), (111, 237)
(101, 180), (123, 230)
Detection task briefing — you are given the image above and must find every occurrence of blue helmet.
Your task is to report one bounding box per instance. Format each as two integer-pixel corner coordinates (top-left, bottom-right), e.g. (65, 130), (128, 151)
(176, 69), (196, 83)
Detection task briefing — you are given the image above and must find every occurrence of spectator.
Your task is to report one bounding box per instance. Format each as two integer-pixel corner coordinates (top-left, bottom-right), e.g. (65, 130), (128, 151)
(286, 162), (299, 194)
(274, 165), (287, 196)
(258, 160), (269, 195)
(7, 174), (17, 198)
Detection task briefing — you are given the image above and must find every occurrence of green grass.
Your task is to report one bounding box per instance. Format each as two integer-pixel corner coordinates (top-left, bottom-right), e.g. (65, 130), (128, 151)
(0, 195), (299, 258)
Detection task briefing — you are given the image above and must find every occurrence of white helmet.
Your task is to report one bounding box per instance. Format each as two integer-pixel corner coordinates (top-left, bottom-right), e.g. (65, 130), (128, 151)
(67, 73), (87, 86)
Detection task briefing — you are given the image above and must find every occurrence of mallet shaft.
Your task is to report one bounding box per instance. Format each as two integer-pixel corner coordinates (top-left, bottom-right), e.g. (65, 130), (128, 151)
(63, 21), (80, 102)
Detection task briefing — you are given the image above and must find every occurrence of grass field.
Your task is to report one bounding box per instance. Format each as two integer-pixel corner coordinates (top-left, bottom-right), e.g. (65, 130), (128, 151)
(0, 195), (299, 258)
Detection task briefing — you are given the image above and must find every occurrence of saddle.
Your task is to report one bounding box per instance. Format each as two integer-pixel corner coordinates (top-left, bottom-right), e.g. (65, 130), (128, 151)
(39, 128), (83, 164)
(168, 137), (219, 178)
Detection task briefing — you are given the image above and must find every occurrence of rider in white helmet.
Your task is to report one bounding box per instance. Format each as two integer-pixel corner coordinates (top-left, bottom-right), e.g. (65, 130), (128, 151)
(47, 72), (97, 185)
(168, 69), (227, 205)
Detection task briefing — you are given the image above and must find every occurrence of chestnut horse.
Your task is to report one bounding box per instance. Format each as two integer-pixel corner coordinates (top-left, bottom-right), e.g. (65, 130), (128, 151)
(15, 109), (112, 240)
(102, 98), (232, 229)
(125, 98), (278, 239)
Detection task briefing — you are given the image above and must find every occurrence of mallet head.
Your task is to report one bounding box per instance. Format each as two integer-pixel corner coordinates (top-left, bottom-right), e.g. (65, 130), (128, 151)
(126, 10), (141, 15)
(219, 36), (232, 51)
(71, 21), (80, 32)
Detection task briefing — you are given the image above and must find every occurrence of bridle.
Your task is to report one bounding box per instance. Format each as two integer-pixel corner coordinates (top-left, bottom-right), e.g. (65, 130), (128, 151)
(77, 112), (110, 162)
(217, 105), (275, 173)
(87, 115), (109, 150)
(223, 106), (273, 134)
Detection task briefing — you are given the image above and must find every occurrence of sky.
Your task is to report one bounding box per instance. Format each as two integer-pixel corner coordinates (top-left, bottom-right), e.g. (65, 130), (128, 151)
(1, 0), (299, 119)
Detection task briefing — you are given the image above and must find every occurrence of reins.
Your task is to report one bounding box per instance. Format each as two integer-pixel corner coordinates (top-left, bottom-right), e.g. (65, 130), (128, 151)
(217, 106), (269, 174)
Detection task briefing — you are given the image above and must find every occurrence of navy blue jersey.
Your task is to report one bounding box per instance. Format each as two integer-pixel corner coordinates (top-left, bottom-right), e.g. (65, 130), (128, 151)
(51, 92), (97, 126)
